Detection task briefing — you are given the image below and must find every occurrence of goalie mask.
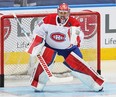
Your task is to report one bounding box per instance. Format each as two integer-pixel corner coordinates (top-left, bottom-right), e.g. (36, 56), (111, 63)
(57, 3), (70, 24)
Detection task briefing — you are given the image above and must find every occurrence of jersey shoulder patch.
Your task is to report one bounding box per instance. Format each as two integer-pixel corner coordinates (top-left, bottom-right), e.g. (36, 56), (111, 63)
(68, 16), (80, 27)
(43, 14), (57, 25)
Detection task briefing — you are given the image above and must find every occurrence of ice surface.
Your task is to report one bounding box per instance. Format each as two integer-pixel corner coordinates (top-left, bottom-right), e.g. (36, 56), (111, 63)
(0, 60), (116, 97)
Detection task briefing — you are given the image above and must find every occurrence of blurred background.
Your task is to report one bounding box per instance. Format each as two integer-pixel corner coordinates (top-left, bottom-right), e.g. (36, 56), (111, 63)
(0, 0), (116, 7)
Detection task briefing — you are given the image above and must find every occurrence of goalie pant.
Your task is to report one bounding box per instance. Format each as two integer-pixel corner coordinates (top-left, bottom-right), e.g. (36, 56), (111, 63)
(30, 46), (104, 92)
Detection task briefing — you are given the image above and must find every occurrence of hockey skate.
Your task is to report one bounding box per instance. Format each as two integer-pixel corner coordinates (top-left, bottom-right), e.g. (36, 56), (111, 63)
(31, 82), (46, 92)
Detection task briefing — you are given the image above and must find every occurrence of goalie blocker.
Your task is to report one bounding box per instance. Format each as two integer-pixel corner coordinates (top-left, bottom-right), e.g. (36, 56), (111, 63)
(64, 52), (104, 91)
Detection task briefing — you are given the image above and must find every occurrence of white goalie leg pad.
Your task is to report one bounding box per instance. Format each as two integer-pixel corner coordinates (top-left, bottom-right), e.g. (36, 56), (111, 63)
(30, 61), (50, 92)
(71, 71), (104, 91)
(30, 46), (56, 91)
(64, 52), (104, 91)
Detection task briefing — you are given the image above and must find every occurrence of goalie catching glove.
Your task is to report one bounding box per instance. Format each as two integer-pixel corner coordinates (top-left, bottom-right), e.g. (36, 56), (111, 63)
(70, 26), (84, 47)
(27, 35), (45, 56)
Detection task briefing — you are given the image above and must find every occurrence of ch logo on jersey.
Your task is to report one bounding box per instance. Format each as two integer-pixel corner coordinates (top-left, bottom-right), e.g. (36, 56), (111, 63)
(50, 32), (66, 42)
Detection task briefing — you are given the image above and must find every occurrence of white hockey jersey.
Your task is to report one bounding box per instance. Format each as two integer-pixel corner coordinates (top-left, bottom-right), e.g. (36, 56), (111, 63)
(33, 14), (80, 49)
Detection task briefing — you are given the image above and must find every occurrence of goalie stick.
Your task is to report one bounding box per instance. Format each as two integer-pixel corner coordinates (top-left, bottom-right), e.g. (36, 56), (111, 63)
(13, 13), (73, 83)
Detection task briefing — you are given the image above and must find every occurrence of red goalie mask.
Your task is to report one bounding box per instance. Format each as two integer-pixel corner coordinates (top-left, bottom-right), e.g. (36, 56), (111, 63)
(57, 3), (70, 24)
